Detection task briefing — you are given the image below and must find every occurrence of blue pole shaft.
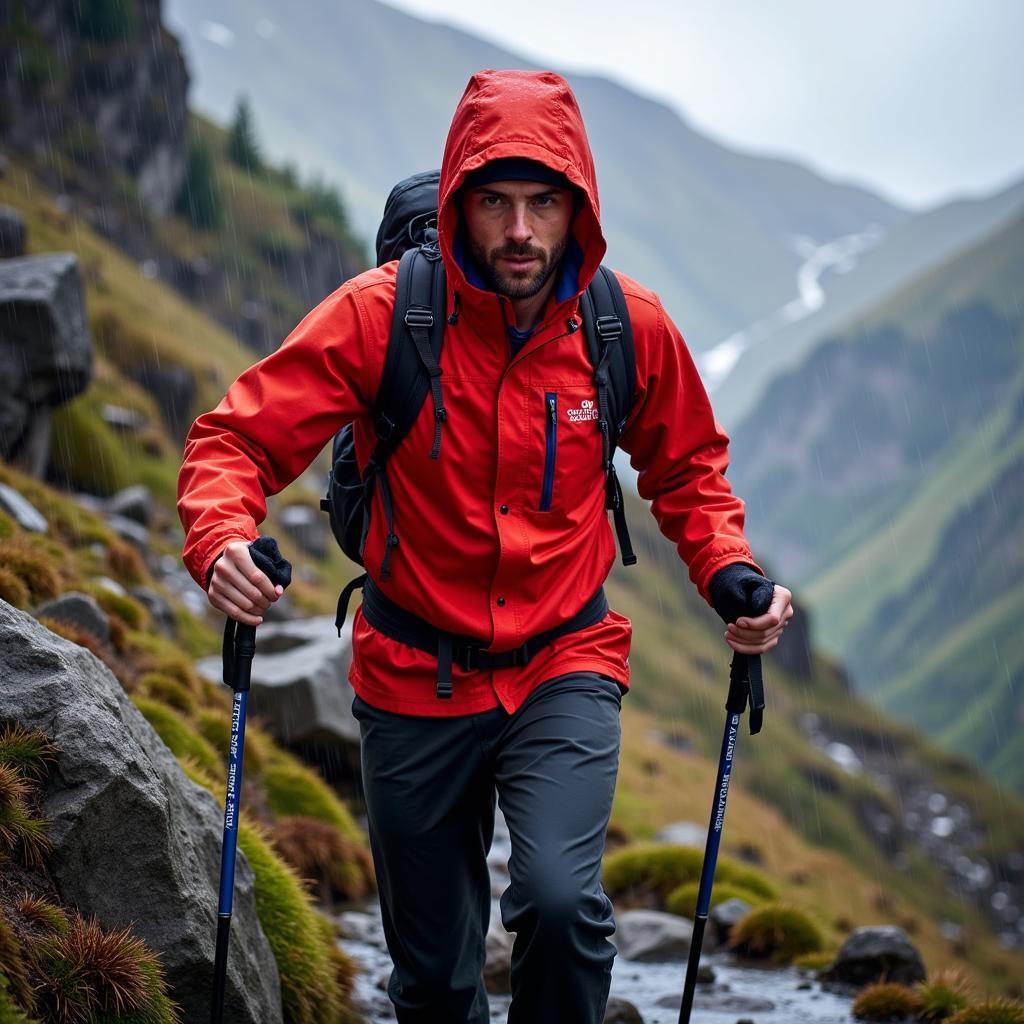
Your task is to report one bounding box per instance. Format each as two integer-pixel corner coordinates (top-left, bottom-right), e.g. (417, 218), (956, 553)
(678, 710), (742, 1024)
(211, 688), (248, 1023)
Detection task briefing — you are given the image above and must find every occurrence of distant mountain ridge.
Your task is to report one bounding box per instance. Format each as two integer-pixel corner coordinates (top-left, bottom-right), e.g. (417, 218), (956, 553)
(164, 0), (907, 350)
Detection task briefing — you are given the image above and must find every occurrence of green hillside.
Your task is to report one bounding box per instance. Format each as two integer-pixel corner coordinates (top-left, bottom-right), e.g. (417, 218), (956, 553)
(726, 205), (1024, 790)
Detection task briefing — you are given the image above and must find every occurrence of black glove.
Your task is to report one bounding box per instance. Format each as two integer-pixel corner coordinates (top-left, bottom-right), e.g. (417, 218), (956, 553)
(708, 562), (775, 625)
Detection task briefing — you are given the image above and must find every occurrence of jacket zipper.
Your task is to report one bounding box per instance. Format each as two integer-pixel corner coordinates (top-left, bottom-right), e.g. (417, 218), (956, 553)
(540, 392), (557, 512)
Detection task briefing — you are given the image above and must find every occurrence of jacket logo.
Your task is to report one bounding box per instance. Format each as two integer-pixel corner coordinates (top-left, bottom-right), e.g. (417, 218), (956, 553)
(567, 399), (599, 423)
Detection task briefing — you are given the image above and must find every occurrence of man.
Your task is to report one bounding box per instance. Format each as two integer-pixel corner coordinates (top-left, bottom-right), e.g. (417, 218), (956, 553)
(178, 69), (793, 1024)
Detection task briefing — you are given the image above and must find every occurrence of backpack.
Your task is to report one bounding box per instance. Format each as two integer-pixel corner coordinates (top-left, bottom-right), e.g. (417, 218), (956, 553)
(321, 169), (638, 634)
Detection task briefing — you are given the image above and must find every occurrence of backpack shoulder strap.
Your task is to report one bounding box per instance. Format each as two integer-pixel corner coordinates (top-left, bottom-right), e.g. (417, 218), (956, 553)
(580, 264), (638, 567)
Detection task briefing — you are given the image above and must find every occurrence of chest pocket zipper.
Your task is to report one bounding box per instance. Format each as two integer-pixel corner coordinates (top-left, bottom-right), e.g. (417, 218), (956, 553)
(540, 392), (557, 512)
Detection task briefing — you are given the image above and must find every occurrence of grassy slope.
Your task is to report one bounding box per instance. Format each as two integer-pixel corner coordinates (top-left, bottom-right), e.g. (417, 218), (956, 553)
(4, 148), (1023, 996)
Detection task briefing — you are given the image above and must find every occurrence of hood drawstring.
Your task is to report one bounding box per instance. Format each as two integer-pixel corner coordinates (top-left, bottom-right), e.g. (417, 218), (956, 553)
(447, 292), (461, 325)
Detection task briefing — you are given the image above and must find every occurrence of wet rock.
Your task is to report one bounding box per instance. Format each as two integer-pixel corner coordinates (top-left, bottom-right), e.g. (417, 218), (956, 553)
(129, 585), (176, 636)
(106, 513), (150, 549)
(0, 204), (26, 258)
(612, 909), (693, 962)
(0, 253), (92, 477)
(0, 481), (48, 532)
(32, 591), (110, 645)
(0, 598), (283, 1024)
(196, 614), (358, 750)
(654, 821), (707, 847)
(130, 362), (196, 438)
(656, 990), (774, 1014)
(336, 910), (386, 950)
(604, 996), (644, 1022)
(820, 925), (925, 986)
(280, 503), (328, 558)
(107, 483), (155, 527)
(101, 404), (148, 433)
(710, 896), (753, 945)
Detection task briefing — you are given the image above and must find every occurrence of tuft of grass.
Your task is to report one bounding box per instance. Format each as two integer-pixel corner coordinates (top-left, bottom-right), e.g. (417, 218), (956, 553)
(946, 999), (1024, 1024)
(0, 539), (62, 604)
(137, 674), (196, 717)
(132, 698), (222, 780)
(30, 915), (176, 1024)
(16, 895), (69, 937)
(0, 724), (60, 782)
(270, 815), (374, 902)
(0, 511), (15, 541)
(852, 981), (923, 1021)
(0, 569), (30, 609)
(237, 819), (344, 1024)
(917, 968), (972, 1021)
(106, 540), (148, 588)
(261, 755), (364, 844)
(0, 764), (53, 868)
(35, 617), (109, 662)
(81, 585), (149, 632)
(665, 881), (768, 920)
(794, 949), (837, 971)
(195, 710), (270, 774)
(727, 902), (825, 964)
(0, 914), (35, 1018)
(0, 971), (38, 1022)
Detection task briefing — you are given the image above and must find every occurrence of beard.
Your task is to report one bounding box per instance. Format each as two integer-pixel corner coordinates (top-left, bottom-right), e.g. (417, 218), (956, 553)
(470, 233), (569, 299)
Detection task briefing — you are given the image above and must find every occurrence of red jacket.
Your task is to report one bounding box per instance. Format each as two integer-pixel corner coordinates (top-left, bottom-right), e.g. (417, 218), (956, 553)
(177, 69), (765, 716)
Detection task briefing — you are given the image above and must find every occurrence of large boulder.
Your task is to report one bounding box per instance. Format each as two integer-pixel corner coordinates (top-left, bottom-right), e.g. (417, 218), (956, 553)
(820, 925), (926, 987)
(197, 614), (358, 751)
(611, 909), (694, 962)
(0, 253), (93, 477)
(0, 599), (284, 1024)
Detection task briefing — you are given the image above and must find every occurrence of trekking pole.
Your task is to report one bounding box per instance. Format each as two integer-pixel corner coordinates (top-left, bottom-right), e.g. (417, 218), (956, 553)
(211, 536), (292, 1024)
(678, 594), (771, 1023)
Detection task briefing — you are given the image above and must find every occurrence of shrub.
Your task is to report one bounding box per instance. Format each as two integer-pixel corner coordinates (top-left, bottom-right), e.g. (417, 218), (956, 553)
(176, 134), (224, 230)
(138, 673), (196, 717)
(947, 1000), (1024, 1024)
(106, 541), (148, 588)
(0, 539), (61, 604)
(132, 698), (222, 779)
(0, 971), (36, 1022)
(195, 710), (270, 773)
(0, 510), (16, 540)
(727, 902), (824, 964)
(237, 819), (344, 1024)
(261, 755), (363, 843)
(665, 881), (767, 920)
(71, 0), (138, 42)
(270, 816), (374, 901)
(49, 397), (132, 497)
(917, 968), (971, 1021)
(35, 616), (109, 662)
(852, 981), (922, 1020)
(793, 949), (836, 971)
(227, 96), (263, 175)
(0, 724), (60, 782)
(0, 569), (28, 609)
(83, 585), (149, 631)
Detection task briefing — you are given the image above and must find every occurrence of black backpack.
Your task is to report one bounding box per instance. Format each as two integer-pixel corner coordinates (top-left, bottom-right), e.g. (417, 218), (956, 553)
(321, 169), (638, 634)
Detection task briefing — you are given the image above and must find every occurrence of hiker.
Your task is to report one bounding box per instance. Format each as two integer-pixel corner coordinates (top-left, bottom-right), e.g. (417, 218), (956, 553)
(178, 68), (793, 1024)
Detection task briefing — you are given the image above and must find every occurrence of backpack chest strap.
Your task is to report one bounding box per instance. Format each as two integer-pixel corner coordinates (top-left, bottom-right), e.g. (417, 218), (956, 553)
(360, 575), (609, 699)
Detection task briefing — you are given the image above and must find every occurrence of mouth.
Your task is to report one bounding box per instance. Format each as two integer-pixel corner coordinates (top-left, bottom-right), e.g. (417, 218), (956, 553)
(501, 256), (539, 271)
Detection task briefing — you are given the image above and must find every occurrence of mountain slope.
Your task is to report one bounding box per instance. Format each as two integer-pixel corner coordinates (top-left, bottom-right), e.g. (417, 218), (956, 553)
(163, 0), (907, 350)
(725, 205), (1024, 788)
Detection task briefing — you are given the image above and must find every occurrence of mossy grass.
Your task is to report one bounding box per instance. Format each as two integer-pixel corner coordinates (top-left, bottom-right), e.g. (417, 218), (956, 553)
(793, 949), (837, 970)
(132, 698), (223, 779)
(0, 764), (53, 868)
(35, 616), (110, 662)
(0, 915), (35, 1019)
(602, 842), (778, 908)
(237, 818), (345, 1024)
(664, 880), (768, 919)
(0, 724), (60, 783)
(0, 539), (61, 605)
(727, 902), (825, 964)
(0, 570), (29, 609)
(852, 981), (923, 1020)
(0, 972), (37, 1022)
(0, 511), (15, 541)
(15, 896), (69, 937)
(105, 540), (148, 588)
(947, 999), (1024, 1024)
(195, 710), (270, 773)
(30, 915), (176, 1024)
(124, 632), (202, 694)
(137, 673), (196, 717)
(49, 392), (133, 498)
(81, 584), (150, 632)
(916, 968), (972, 1020)
(261, 753), (364, 844)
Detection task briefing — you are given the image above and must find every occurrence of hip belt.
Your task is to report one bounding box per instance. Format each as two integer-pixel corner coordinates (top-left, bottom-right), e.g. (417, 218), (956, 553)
(348, 573), (609, 699)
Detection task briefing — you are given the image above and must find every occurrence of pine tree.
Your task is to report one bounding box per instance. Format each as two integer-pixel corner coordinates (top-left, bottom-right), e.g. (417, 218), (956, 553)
(227, 96), (263, 175)
(176, 135), (224, 230)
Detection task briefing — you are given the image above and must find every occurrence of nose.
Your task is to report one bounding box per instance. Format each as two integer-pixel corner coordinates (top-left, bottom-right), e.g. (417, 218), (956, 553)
(505, 202), (532, 245)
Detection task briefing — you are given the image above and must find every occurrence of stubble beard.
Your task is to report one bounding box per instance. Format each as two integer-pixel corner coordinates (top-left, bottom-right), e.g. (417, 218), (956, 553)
(471, 233), (569, 299)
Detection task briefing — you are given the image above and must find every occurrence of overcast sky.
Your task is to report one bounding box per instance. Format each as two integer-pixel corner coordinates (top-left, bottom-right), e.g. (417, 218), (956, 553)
(383, 0), (1024, 211)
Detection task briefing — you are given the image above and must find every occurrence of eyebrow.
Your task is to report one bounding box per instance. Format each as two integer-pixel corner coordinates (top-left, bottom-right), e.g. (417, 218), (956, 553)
(474, 187), (562, 199)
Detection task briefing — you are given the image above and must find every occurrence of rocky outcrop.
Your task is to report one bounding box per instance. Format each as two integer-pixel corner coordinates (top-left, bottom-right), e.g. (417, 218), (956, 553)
(820, 925), (926, 987)
(611, 909), (694, 962)
(0, 0), (189, 218)
(0, 598), (284, 1024)
(0, 253), (93, 477)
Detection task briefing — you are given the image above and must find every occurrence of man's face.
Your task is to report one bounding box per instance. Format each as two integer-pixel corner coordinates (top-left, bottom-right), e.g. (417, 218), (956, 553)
(462, 180), (573, 299)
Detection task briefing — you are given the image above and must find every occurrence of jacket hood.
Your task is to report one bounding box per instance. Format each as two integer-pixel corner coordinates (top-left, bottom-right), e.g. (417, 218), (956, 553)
(438, 69), (607, 314)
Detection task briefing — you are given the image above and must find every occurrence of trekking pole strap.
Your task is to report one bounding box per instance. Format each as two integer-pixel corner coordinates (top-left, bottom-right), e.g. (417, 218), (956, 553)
(725, 652), (765, 735)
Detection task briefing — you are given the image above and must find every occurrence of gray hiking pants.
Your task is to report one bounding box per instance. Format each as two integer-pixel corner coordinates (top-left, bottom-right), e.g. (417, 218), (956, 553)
(352, 671), (623, 1023)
